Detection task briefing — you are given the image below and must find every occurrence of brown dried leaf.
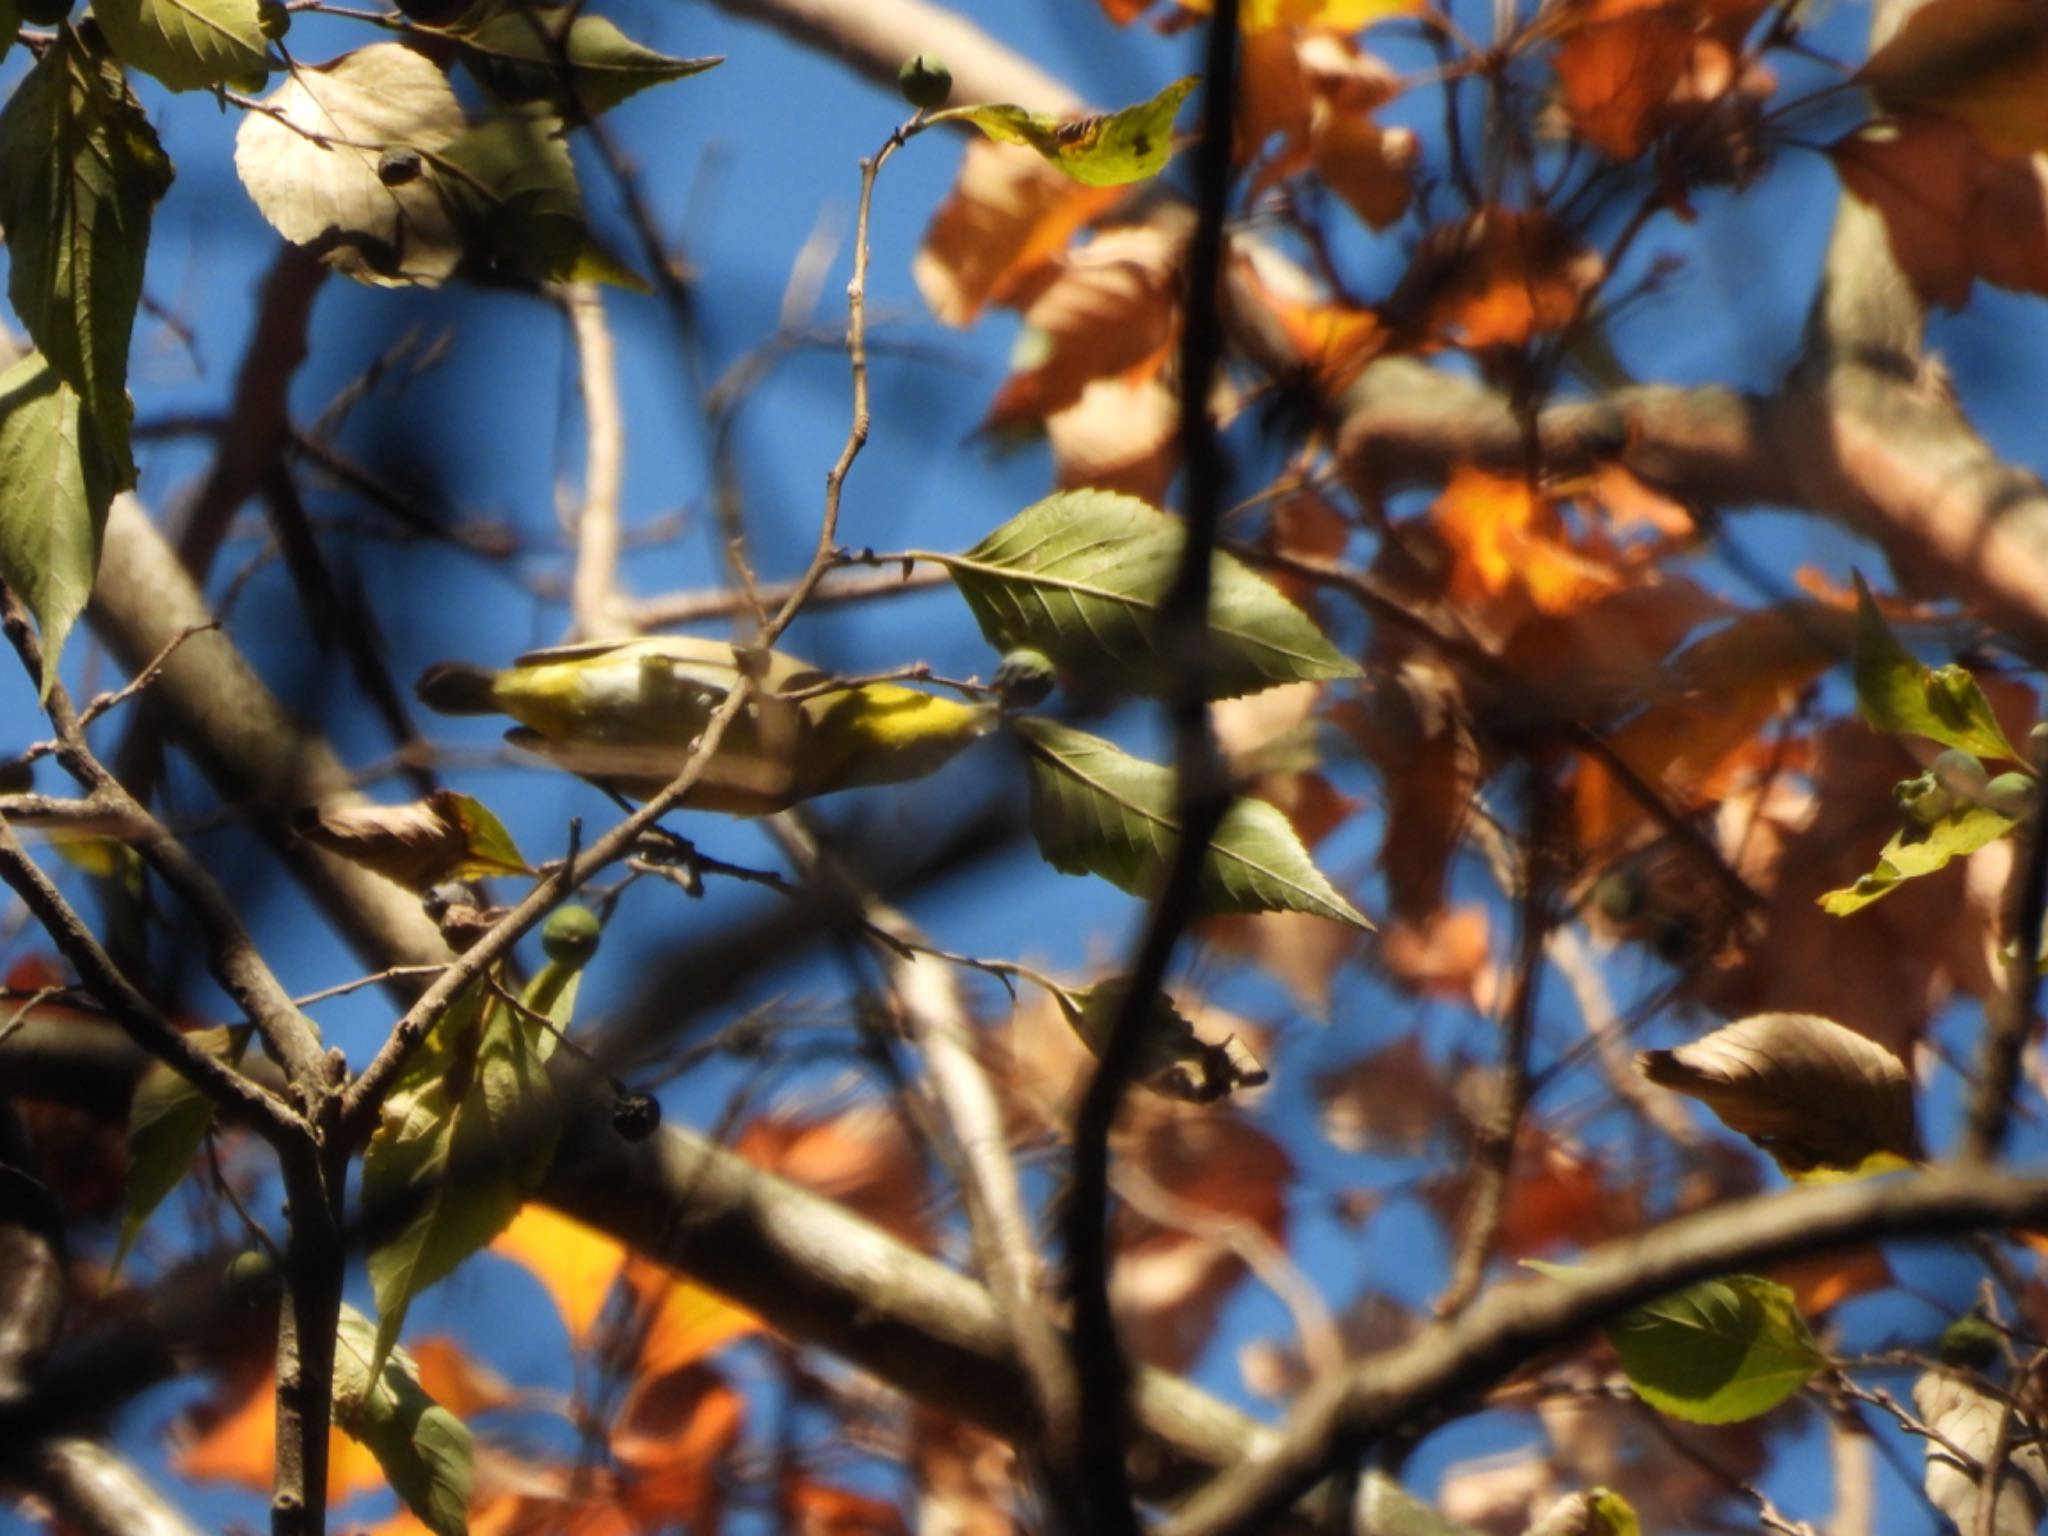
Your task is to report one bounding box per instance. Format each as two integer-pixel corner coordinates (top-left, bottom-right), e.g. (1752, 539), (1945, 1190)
(1046, 374), (1179, 503)
(915, 141), (1120, 326)
(1377, 904), (1494, 1009)
(1637, 1011), (1920, 1176)
(1554, 0), (1698, 160)
(1911, 1370), (2048, 1536)
(911, 1408), (1014, 1536)
(1399, 211), (1604, 349)
(985, 221), (1184, 427)
(1861, 0), (2048, 157)
(1832, 116), (2048, 311)
(1313, 1032), (1460, 1153)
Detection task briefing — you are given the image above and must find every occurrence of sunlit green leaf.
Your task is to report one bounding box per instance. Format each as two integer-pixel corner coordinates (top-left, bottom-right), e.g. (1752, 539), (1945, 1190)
(1818, 803), (2014, 914)
(0, 352), (120, 690)
(1608, 1273), (1826, 1424)
(333, 1304), (473, 1536)
(364, 918), (597, 1370)
(0, 27), (172, 477)
(437, 792), (530, 880)
(433, 109), (643, 288)
(1013, 717), (1371, 928)
(1852, 574), (2020, 762)
(93, 0), (269, 92)
(445, 5), (719, 119)
(933, 76), (1196, 187)
(938, 490), (1358, 699)
(112, 1025), (252, 1278)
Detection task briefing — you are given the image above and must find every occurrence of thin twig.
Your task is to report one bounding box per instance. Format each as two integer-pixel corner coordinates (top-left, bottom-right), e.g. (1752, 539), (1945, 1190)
(561, 282), (632, 642)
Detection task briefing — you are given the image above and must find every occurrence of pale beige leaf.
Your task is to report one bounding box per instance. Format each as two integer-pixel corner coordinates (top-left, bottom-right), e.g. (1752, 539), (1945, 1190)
(1637, 1011), (1919, 1176)
(1912, 1371), (2048, 1536)
(233, 43), (467, 286)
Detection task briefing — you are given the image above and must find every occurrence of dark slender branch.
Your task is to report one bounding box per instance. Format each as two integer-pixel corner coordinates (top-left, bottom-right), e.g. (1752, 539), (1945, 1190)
(1062, 12), (1242, 1535)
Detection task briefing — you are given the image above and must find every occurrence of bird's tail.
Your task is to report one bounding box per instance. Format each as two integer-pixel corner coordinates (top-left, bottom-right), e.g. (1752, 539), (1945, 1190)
(415, 661), (502, 716)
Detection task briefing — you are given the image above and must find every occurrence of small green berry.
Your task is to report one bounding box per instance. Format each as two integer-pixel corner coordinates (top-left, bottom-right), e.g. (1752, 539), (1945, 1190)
(1983, 771), (2038, 820)
(1930, 748), (1988, 800)
(542, 904), (602, 968)
(897, 53), (952, 110)
(993, 647), (1057, 709)
(1937, 1314), (2001, 1370)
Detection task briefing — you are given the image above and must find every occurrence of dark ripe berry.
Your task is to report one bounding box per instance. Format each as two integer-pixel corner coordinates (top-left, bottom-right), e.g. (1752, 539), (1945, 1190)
(377, 147), (423, 186)
(542, 904), (602, 967)
(611, 1091), (661, 1142)
(897, 53), (952, 110)
(258, 0), (289, 38)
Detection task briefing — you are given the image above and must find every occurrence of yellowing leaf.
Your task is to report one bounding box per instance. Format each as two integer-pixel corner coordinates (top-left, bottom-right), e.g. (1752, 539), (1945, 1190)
(488, 1203), (626, 1344)
(1851, 573), (2021, 761)
(622, 1258), (764, 1378)
(937, 77), (1197, 188)
(1818, 802), (2016, 915)
(295, 790), (530, 892)
(92, 0), (269, 92)
(1637, 1011), (1920, 1176)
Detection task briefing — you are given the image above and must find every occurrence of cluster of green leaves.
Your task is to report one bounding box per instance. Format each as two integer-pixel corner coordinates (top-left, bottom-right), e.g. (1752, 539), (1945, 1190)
(0, 0), (713, 686)
(1820, 577), (2039, 914)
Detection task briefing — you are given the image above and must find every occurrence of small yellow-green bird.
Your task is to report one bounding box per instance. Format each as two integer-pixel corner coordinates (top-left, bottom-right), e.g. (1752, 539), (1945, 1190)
(416, 637), (995, 814)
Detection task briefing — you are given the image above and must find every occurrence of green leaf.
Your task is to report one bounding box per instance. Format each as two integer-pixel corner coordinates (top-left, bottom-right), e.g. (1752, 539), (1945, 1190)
(1013, 717), (1372, 928)
(0, 27), (173, 476)
(1607, 1273), (1826, 1424)
(933, 76), (1196, 187)
(232, 43), (468, 287)
(364, 927), (596, 1370)
(939, 490), (1359, 699)
(92, 0), (269, 92)
(0, 351), (120, 690)
(112, 1025), (251, 1278)
(436, 792), (530, 880)
(333, 1304), (473, 1536)
(1058, 978), (1268, 1103)
(445, 5), (720, 119)
(432, 109), (641, 288)
(1852, 574), (2020, 762)
(1818, 803), (2014, 914)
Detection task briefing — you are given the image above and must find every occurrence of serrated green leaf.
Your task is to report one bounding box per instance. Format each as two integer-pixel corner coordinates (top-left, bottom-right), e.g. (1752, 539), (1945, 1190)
(1852, 574), (2019, 761)
(0, 351), (119, 690)
(432, 109), (639, 287)
(112, 1025), (251, 1278)
(93, 0), (269, 92)
(1608, 1273), (1825, 1424)
(939, 490), (1358, 699)
(933, 76), (1195, 187)
(1818, 803), (2014, 914)
(1013, 717), (1371, 928)
(334, 1304), (473, 1536)
(445, 5), (719, 118)
(365, 931), (594, 1371)
(232, 43), (467, 287)
(0, 28), (172, 477)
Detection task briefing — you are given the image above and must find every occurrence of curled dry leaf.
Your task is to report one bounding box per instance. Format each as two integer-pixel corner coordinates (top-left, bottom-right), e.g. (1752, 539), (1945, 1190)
(1046, 373), (1180, 503)
(1637, 1011), (1920, 1177)
(1057, 979), (1270, 1104)
(233, 43), (468, 286)
(1911, 1369), (2048, 1536)
(1241, 31), (1414, 230)
(1860, 0), (2048, 158)
(295, 789), (530, 891)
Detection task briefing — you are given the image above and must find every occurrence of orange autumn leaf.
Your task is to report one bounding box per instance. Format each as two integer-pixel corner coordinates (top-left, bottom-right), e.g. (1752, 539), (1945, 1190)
(172, 1367), (386, 1502)
(1241, 32), (1415, 230)
(1861, 0), (2048, 158)
(1403, 211), (1604, 348)
(736, 1103), (930, 1248)
(410, 1336), (516, 1419)
(621, 1256), (764, 1379)
(1764, 1245), (1894, 1315)
(1554, 0), (1701, 159)
(1231, 249), (1387, 395)
(1832, 116), (2048, 311)
(1377, 904), (1495, 1009)
(488, 1202), (627, 1346)
(614, 1364), (745, 1530)
(1430, 466), (1621, 616)
(911, 1409), (1015, 1536)
(789, 1480), (911, 1536)
(1179, 0), (1421, 29)
(1046, 374), (1181, 504)
(915, 141), (1121, 326)
(984, 221), (1184, 428)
